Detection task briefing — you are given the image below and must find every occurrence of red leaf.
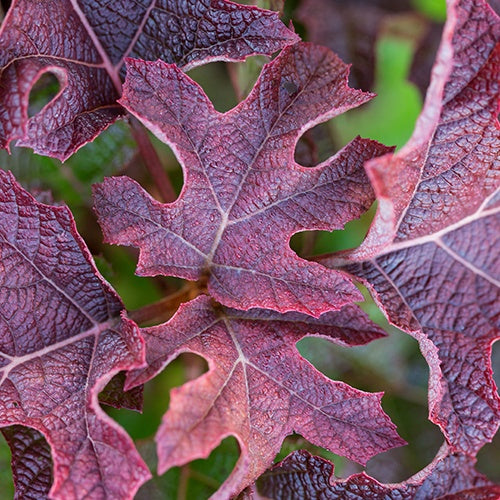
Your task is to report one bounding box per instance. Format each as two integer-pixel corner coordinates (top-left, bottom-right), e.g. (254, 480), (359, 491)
(438, 486), (500, 499)
(345, 0), (499, 258)
(0, 170), (150, 499)
(98, 371), (144, 412)
(253, 444), (497, 499)
(0, 0), (297, 160)
(125, 294), (404, 498)
(2, 426), (53, 499)
(93, 42), (393, 316)
(320, 0), (500, 454)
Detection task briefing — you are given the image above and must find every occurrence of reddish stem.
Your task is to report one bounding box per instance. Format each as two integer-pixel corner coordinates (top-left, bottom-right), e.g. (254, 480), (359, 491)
(226, 63), (244, 102)
(129, 116), (177, 203)
(128, 285), (193, 325)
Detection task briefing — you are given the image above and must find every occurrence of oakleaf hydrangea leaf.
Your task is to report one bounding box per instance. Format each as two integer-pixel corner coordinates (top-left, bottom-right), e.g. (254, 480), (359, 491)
(125, 294), (404, 498)
(94, 42), (393, 316)
(321, 0), (500, 454)
(0, 170), (150, 499)
(254, 444), (498, 499)
(0, 0), (298, 159)
(1, 426), (53, 500)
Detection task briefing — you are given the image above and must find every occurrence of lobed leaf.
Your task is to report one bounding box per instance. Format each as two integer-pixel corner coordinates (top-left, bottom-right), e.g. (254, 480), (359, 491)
(98, 371), (144, 412)
(0, 0), (298, 159)
(321, 0), (500, 454)
(0, 170), (150, 499)
(125, 294), (404, 498)
(94, 42), (394, 316)
(2, 426), (53, 499)
(253, 444), (498, 499)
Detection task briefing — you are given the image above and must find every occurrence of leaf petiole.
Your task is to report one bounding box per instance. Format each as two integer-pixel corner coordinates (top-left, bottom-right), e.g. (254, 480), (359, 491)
(129, 116), (177, 203)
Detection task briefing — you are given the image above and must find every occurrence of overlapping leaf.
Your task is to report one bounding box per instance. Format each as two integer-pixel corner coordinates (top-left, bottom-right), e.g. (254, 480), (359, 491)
(98, 371), (144, 412)
(0, 0), (297, 159)
(320, 0), (500, 454)
(125, 294), (404, 498)
(0, 170), (150, 499)
(253, 444), (499, 499)
(2, 426), (53, 499)
(93, 42), (393, 316)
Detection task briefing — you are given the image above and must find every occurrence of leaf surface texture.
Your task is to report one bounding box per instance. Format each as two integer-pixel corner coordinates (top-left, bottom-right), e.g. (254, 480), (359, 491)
(0, 170), (150, 499)
(126, 294), (404, 497)
(94, 42), (393, 316)
(0, 0), (297, 159)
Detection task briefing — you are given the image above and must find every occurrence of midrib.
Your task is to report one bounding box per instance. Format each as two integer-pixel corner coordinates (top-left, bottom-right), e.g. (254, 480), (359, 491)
(69, 0), (121, 91)
(0, 318), (116, 388)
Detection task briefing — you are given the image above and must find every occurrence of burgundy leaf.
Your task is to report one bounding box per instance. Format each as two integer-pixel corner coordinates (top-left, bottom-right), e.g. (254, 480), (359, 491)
(488, 0), (500, 15)
(93, 42), (393, 316)
(410, 22), (445, 98)
(438, 486), (500, 499)
(125, 294), (403, 498)
(320, 0), (500, 454)
(0, 170), (150, 499)
(2, 426), (52, 500)
(0, 0), (298, 160)
(254, 444), (496, 499)
(296, 0), (442, 93)
(98, 371), (144, 412)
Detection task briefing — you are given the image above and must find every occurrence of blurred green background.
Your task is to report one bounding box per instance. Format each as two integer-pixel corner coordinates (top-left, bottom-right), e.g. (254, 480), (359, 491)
(0, 0), (498, 498)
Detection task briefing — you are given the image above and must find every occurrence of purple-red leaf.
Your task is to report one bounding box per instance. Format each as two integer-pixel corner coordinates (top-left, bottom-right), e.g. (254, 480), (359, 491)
(344, 0), (499, 258)
(253, 445), (497, 499)
(2, 426), (53, 500)
(125, 294), (404, 498)
(321, 0), (500, 454)
(0, 170), (150, 499)
(0, 0), (297, 160)
(93, 42), (393, 316)
(98, 371), (144, 412)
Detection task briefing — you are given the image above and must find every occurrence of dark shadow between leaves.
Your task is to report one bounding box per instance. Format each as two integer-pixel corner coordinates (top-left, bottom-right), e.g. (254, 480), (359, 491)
(491, 338), (500, 392)
(294, 121), (340, 168)
(476, 429), (500, 483)
(0, 0), (11, 19)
